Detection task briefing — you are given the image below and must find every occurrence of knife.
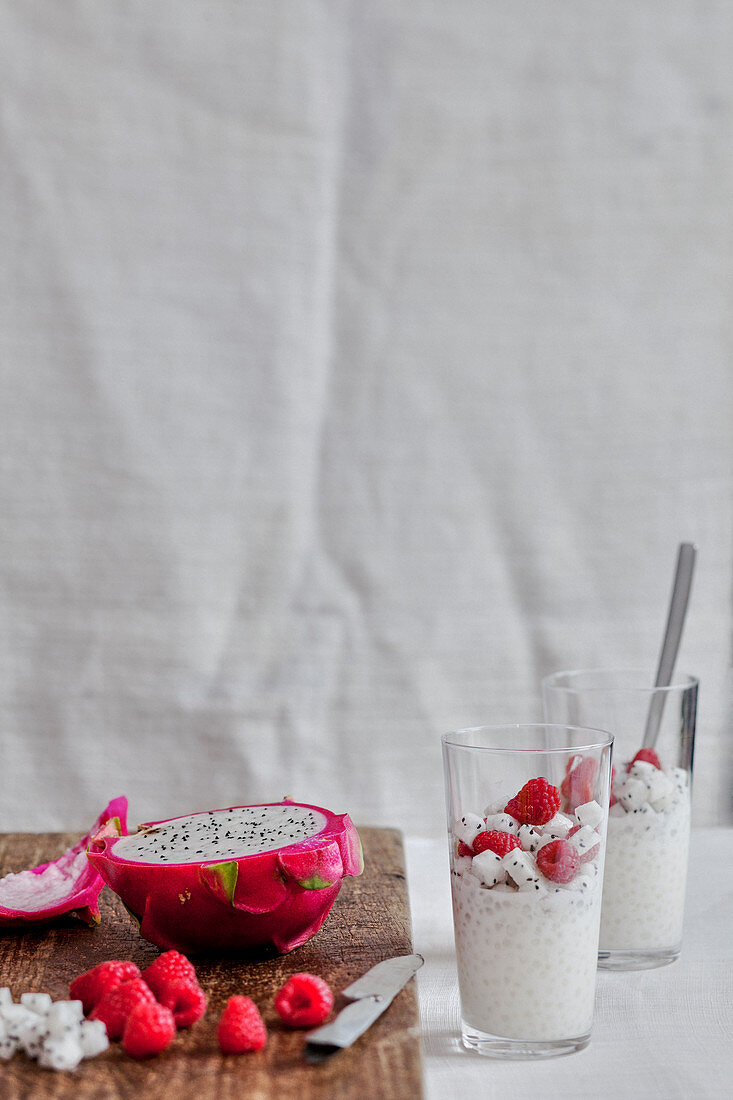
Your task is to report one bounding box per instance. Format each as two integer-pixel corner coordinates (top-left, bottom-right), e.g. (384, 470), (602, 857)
(304, 953), (424, 1063)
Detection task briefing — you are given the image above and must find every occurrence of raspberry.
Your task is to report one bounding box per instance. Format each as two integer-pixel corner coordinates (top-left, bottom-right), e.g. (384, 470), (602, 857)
(70, 960), (141, 1016)
(141, 951), (197, 998)
(506, 777), (560, 826)
(609, 764), (617, 806)
(628, 748), (662, 771)
(274, 973), (334, 1028)
(122, 1001), (176, 1058)
(472, 830), (522, 858)
(561, 756), (598, 813)
(157, 978), (208, 1029)
(217, 996), (267, 1053)
(536, 839), (581, 883)
(91, 978), (157, 1040)
(504, 796), (521, 821)
(567, 825), (601, 862)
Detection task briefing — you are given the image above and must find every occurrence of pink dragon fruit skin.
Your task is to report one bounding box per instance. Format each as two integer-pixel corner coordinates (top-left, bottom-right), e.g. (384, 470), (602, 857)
(86, 800), (363, 954)
(0, 796), (128, 928)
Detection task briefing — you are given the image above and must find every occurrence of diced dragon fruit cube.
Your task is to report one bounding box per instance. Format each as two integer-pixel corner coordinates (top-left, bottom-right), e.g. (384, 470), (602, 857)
(470, 849), (506, 887)
(650, 788), (677, 812)
(0, 1004), (36, 1039)
(20, 993), (53, 1016)
(483, 812), (520, 835)
(38, 1034), (84, 1072)
(453, 812), (485, 847)
(518, 824), (542, 852)
(501, 849), (541, 890)
(542, 812), (574, 839)
(574, 800), (604, 829)
(670, 767), (689, 792)
(45, 1001), (84, 1038)
(630, 764), (674, 805)
(78, 1018), (109, 1059)
(618, 777), (648, 811)
(628, 760), (658, 782)
(0, 1032), (19, 1061)
(567, 825), (600, 860)
(20, 1016), (49, 1058)
(482, 798), (508, 816)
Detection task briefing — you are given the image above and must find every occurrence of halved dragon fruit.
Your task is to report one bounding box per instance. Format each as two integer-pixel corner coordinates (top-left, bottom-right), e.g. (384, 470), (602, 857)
(0, 797), (128, 928)
(86, 800), (363, 954)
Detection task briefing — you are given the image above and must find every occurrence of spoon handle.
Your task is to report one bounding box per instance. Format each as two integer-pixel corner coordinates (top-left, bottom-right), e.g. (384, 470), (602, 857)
(642, 542), (697, 749)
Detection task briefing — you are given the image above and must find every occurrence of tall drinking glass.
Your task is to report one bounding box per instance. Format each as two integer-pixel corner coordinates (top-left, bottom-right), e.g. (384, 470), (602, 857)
(442, 724), (613, 1058)
(542, 670), (697, 970)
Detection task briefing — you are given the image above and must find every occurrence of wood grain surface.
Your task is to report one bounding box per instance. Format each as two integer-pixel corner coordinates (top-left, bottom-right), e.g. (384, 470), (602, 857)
(0, 826), (422, 1099)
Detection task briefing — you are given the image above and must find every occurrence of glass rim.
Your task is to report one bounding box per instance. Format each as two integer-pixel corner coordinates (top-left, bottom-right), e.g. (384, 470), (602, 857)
(441, 722), (614, 755)
(541, 668), (699, 695)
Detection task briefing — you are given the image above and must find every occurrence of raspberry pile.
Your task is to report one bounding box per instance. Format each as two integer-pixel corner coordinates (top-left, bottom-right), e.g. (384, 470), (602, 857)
(70, 950), (207, 1059)
(64, 954), (335, 1063)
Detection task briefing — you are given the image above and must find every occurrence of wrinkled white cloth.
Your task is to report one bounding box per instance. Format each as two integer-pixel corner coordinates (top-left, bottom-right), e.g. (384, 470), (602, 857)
(0, 2), (731, 833)
(407, 828), (733, 1100)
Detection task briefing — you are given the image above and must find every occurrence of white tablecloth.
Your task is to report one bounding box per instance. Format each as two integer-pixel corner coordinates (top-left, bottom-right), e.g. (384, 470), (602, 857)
(405, 828), (733, 1100)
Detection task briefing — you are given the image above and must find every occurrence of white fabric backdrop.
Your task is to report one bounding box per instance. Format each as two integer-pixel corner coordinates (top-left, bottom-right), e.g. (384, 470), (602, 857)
(1, 1), (731, 835)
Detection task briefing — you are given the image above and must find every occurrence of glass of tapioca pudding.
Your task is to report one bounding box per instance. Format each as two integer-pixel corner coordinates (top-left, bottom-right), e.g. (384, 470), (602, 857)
(442, 725), (613, 1058)
(543, 670), (698, 970)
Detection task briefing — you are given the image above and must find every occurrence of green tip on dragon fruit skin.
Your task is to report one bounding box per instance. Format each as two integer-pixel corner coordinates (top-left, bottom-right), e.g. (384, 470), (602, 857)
(86, 800), (363, 954)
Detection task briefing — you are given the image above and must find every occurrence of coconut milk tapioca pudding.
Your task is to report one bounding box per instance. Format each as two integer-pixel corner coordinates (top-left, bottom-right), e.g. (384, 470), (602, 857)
(542, 669), (698, 969)
(601, 748), (691, 955)
(442, 725), (612, 1058)
(450, 770), (606, 1047)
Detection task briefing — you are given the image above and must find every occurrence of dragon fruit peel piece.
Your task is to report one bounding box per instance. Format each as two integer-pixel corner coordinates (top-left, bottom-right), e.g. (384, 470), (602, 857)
(0, 797), (128, 928)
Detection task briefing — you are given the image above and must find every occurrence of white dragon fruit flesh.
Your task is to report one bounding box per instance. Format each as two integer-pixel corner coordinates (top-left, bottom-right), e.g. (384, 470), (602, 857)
(87, 799), (363, 954)
(0, 798), (128, 928)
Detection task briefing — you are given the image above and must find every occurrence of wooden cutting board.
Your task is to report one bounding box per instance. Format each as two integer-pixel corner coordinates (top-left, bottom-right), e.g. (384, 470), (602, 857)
(0, 826), (422, 1099)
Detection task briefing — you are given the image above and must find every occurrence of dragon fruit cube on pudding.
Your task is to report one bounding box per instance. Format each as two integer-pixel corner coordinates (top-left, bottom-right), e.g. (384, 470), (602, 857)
(87, 800), (363, 954)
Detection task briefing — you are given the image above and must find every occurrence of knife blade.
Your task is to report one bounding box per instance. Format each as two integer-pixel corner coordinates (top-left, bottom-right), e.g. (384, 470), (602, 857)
(304, 953), (423, 1062)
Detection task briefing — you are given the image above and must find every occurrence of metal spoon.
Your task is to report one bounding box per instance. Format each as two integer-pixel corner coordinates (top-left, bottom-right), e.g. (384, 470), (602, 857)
(642, 542), (697, 749)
